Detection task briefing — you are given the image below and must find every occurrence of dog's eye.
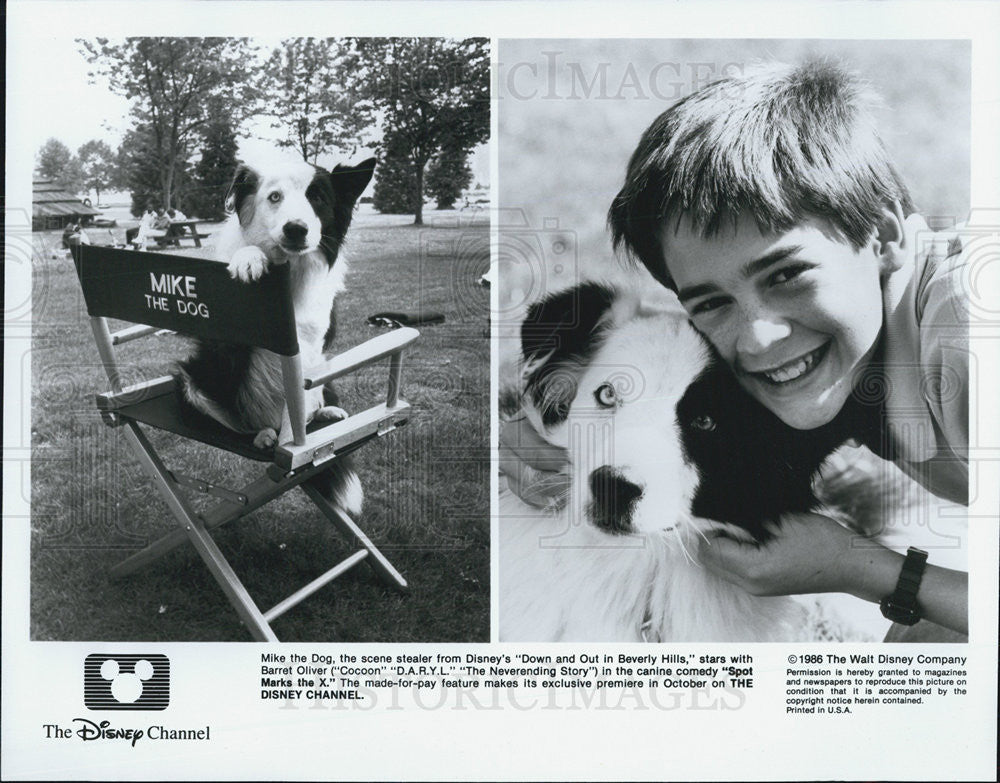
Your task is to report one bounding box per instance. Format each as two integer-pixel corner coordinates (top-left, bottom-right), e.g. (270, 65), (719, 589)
(267, 191), (282, 204)
(690, 414), (717, 432)
(594, 382), (618, 408)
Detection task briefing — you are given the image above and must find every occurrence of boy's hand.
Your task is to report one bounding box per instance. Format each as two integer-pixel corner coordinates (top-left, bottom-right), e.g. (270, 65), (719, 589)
(696, 512), (863, 596)
(498, 414), (570, 508)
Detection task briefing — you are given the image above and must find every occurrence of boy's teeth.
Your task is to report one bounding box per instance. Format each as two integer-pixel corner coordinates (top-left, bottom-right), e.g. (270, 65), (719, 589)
(763, 349), (818, 383)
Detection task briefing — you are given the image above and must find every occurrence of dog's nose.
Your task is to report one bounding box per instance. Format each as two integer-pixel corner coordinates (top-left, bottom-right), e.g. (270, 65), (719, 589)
(587, 466), (643, 534)
(282, 220), (309, 245)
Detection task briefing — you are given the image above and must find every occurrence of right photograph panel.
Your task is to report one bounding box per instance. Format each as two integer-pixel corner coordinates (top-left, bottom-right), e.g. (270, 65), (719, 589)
(496, 39), (971, 643)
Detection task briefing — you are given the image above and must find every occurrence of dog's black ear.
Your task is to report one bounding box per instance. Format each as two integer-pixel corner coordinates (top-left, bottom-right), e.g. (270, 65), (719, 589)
(521, 283), (616, 364)
(330, 157), (376, 207)
(225, 163), (259, 218)
(521, 283), (616, 426)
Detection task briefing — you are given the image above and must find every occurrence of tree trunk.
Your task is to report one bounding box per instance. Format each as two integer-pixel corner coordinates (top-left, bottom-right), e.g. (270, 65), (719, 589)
(164, 160), (175, 210)
(413, 159), (424, 226)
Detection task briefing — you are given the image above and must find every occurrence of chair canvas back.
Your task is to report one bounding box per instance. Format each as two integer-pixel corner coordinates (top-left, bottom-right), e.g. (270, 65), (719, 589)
(71, 245), (299, 356)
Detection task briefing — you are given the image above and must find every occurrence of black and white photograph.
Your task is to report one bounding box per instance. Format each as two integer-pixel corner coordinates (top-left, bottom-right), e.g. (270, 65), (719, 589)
(3, 3), (998, 782)
(497, 39), (971, 643)
(26, 36), (490, 642)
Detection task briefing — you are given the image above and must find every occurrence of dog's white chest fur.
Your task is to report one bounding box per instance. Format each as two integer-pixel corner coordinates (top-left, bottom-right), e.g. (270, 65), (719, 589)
(499, 488), (810, 642)
(227, 245), (347, 432)
(291, 251), (348, 356)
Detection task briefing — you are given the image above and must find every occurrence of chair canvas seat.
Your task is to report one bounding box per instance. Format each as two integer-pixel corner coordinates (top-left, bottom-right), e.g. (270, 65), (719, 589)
(70, 244), (418, 641)
(108, 381), (377, 463)
(114, 383), (276, 461)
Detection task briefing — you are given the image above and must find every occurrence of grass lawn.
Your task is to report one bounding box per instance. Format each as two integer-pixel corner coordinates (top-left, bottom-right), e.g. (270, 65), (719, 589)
(30, 207), (490, 642)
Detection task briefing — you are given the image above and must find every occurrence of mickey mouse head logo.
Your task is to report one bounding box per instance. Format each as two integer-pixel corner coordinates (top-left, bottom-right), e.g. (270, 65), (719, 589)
(100, 658), (155, 703)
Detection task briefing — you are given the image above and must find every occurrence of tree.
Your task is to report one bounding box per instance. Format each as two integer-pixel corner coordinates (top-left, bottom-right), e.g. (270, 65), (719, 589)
(77, 139), (117, 205)
(372, 138), (420, 214)
(36, 138), (85, 193)
(185, 119), (240, 220)
(79, 37), (261, 209)
(343, 38), (489, 224)
(263, 38), (369, 164)
(36, 138), (74, 180)
(424, 148), (473, 209)
(116, 122), (173, 216)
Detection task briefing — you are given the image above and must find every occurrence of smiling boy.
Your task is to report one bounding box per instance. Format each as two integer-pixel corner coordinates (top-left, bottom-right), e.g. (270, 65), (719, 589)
(503, 60), (969, 639)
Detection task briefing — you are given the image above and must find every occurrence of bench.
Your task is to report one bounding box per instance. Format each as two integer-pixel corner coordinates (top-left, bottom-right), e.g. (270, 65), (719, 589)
(151, 220), (214, 248)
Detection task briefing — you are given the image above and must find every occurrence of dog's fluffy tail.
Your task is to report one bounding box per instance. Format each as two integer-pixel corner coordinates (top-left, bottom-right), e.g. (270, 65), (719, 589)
(311, 456), (364, 518)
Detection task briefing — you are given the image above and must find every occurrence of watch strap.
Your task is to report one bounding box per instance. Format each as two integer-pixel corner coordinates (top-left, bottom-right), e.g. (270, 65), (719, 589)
(880, 547), (928, 626)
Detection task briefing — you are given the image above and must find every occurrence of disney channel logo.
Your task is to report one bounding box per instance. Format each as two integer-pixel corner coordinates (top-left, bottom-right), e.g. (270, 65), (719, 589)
(42, 720), (211, 747)
(39, 654), (209, 747)
(83, 653), (169, 710)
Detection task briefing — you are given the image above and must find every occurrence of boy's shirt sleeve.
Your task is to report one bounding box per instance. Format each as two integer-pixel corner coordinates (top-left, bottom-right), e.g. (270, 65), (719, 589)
(882, 218), (968, 505)
(917, 240), (969, 459)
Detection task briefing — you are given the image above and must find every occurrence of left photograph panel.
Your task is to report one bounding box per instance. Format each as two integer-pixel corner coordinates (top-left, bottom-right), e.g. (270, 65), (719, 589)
(28, 37), (491, 642)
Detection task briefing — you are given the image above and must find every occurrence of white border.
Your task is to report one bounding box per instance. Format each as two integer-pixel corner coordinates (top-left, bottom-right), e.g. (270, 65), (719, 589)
(5, 2), (999, 781)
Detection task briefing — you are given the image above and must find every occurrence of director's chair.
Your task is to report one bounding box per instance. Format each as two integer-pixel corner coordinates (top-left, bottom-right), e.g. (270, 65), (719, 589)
(70, 244), (418, 641)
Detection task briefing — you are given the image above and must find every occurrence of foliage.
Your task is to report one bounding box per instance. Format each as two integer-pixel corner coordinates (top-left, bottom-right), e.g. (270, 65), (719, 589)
(77, 139), (118, 204)
(36, 138), (73, 180)
(116, 123), (174, 216)
(263, 38), (368, 163)
(185, 119), (240, 220)
(372, 136), (420, 214)
(35, 138), (85, 193)
(79, 37), (261, 209)
(425, 148), (473, 209)
(343, 38), (489, 224)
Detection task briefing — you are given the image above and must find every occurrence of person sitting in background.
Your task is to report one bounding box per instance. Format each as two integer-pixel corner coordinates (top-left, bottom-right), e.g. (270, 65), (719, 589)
(61, 221), (81, 249)
(126, 204), (156, 249)
(166, 207), (189, 237)
(138, 207), (172, 249)
(151, 207), (171, 233)
(58, 222), (89, 257)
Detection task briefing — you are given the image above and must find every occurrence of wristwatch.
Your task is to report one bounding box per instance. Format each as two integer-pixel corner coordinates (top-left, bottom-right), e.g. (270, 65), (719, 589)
(880, 547), (928, 625)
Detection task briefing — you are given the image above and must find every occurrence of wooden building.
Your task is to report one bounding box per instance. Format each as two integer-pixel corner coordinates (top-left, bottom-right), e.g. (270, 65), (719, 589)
(33, 181), (101, 231)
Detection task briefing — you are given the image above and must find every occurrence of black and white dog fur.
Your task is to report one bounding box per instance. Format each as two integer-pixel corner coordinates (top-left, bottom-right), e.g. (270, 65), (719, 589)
(499, 281), (894, 642)
(177, 154), (375, 514)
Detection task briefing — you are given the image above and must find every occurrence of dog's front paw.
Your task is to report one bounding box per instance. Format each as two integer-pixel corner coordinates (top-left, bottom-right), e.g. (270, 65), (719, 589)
(314, 405), (349, 422)
(253, 428), (278, 449)
(228, 246), (269, 282)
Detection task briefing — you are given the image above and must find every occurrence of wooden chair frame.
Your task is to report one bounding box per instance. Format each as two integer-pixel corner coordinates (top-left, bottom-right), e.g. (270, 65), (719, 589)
(71, 244), (418, 641)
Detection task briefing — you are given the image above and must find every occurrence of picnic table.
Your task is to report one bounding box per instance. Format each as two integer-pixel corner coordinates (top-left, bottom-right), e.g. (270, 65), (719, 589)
(151, 220), (215, 248)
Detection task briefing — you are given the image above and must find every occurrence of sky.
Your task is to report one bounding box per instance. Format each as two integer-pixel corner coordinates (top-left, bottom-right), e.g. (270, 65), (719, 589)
(27, 36), (488, 188)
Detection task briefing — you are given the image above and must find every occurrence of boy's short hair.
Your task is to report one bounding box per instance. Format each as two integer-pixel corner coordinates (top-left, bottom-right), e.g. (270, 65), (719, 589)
(608, 60), (913, 289)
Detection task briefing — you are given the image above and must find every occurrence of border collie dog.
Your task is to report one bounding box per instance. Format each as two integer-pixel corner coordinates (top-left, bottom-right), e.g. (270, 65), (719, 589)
(177, 155), (375, 514)
(500, 281), (865, 642)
